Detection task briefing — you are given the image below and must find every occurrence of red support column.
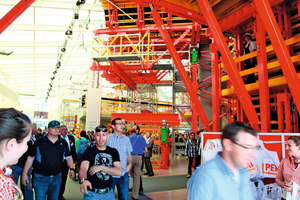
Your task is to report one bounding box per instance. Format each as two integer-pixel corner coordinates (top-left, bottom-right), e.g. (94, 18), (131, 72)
(0, 0), (36, 34)
(151, 8), (211, 131)
(277, 92), (292, 133)
(254, 0), (300, 117)
(284, 93), (292, 133)
(211, 41), (220, 132)
(277, 94), (284, 133)
(197, 0), (260, 131)
(191, 63), (199, 133)
(256, 15), (271, 133)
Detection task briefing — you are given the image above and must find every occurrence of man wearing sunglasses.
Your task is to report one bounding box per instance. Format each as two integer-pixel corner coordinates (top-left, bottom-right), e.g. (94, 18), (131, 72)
(79, 125), (121, 199)
(187, 121), (258, 200)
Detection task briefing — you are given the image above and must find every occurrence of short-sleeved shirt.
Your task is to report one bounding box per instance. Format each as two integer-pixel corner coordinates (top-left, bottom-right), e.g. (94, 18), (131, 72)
(187, 153), (253, 200)
(29, 136), (71, 176)
(276, 156), (300, 195)
(106, 133), (133, 177)
(129, 134), (147, 155)
(83, 146), (120, 189)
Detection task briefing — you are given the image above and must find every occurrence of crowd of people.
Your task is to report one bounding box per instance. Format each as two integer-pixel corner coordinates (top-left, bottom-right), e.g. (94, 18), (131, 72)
(0, 111), (155, 200)
(1, 107), (300, 200)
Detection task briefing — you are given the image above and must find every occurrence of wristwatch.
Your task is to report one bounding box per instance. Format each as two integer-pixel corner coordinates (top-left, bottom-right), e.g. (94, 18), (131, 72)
(80, 178), (87, 184)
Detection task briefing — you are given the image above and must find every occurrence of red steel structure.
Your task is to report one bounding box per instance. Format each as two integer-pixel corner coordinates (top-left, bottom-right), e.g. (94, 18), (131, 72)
(92, 0), (300, 133)
(0, 0), (36, 34)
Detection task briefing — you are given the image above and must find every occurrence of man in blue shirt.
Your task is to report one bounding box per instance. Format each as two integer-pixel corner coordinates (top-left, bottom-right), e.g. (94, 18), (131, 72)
(107, 118), (133, 200)
(187, 121), (258, 200)
(129, 129), (147, 200)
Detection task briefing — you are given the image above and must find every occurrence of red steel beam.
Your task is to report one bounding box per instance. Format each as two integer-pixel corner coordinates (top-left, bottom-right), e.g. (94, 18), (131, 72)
(256, 16), (271, 133)
(123, 0), (283, 32)
(93, 24), (193, 35)
(197, 0), (260, 131)
(211, 42), (220, 132)
(111, 113), (180, 126)
(254, 0), (300, 119)
(0, 0), (36, 34)
(110, 62), (137, 90)
(191, 64), (199, 133)
(277, 93), (284, 133)
(151, 8), (211, 131)
(103, 73), (159, 83)
(91, 62), (149, 71)
(128, 0), (207, 25)
(284, 93), (292, 133)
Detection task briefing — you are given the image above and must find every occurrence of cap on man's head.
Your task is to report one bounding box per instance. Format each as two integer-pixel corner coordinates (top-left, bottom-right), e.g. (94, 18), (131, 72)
(48, 120), (60, 128)
(243, 32), (252, 38)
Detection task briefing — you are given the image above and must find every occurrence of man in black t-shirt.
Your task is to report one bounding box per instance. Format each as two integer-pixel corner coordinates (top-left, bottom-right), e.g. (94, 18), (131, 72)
(79, 125), (121, 200)
(22, 120), (75, 200)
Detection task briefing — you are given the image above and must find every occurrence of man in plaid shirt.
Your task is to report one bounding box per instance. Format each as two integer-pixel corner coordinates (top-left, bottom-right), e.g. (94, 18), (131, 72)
(185, 132), (199, 178)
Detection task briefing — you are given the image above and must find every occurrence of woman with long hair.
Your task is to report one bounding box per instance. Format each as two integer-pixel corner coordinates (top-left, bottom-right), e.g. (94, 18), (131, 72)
(0, 108), (32, 200)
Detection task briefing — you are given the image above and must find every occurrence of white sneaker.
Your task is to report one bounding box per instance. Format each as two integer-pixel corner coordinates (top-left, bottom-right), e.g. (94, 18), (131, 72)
(187, 175), (191, 178)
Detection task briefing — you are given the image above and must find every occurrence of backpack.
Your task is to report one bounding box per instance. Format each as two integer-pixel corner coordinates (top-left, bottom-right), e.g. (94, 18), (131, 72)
(77, 138), (88, 155)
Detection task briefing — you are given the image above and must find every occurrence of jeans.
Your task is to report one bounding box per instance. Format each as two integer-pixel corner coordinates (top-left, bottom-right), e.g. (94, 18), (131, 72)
(11, 165), (34, 200)
(111, 172), (129, 200)
(83, 189), (114, 200)
(33, 173), (62, 200)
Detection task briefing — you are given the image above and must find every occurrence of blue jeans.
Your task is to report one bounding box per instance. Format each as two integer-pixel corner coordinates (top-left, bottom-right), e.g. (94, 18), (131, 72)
(11, 165), (34, 200)
(111, 173), (129, 200)
(33, 173), (62, 200)
(83, 189), (114, 200)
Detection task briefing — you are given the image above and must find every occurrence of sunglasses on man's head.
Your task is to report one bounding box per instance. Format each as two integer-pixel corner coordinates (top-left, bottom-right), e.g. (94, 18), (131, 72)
(49, 121), (60, 127)
(95, 128), (108, 132)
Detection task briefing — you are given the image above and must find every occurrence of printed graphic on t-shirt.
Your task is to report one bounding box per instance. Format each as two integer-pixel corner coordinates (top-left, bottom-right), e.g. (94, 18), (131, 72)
(94, 153), (113, 181)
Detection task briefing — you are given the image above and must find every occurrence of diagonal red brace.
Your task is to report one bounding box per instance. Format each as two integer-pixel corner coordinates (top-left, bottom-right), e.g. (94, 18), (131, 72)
(151, 8), (211, 131)
(196, 0), (260, 131)
(0, 0), (36, 34)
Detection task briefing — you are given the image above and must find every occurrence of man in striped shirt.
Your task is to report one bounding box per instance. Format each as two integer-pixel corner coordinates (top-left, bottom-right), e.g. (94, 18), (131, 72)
(106, 118), (133, 200)
(185, 132), (199, 178)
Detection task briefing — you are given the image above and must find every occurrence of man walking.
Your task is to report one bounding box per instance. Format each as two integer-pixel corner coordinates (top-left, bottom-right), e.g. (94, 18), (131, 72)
(59, 125), (77, 200)
(22, 120), (75, 200)
(129, 129), (147, 200)
(144, 132), (154, 176)
(79, 125), (121, 199)
(185, 132), (199, 178)
(187, 121), (258, 200)
(107, 118), (133, 200)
